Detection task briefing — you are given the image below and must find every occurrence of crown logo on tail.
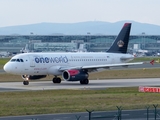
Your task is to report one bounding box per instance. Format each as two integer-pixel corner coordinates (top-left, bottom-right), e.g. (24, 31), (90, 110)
(117, 40), (124, 47)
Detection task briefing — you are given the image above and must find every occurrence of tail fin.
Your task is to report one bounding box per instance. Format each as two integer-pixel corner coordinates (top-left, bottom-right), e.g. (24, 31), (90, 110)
(107, 23), (131, 54)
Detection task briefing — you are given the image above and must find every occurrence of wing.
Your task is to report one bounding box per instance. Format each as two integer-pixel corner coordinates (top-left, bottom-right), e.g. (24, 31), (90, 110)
(59, 62), (144, 71)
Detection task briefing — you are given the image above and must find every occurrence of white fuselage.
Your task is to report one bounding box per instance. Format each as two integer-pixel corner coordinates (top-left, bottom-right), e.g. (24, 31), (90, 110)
(3, 52), (134, 76)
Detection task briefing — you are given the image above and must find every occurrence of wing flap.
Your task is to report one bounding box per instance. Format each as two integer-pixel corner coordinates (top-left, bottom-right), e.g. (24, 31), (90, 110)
(82, 62), (143, 69)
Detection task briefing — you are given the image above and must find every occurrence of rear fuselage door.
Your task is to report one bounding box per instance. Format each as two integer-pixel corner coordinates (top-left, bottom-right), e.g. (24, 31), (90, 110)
(111, 55), (115, 64)
(106, 55), (114, 64)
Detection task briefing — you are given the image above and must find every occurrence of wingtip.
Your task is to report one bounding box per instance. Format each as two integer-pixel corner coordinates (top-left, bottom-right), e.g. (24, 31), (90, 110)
(150, 60), (154, 65)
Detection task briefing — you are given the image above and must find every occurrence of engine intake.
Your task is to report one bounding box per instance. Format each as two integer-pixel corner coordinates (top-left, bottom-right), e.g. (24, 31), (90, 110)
(62, 69), (88, 81)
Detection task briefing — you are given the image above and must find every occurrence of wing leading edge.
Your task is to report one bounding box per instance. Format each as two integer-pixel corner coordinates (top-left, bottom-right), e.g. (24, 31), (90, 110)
(58, 62), (144, 71)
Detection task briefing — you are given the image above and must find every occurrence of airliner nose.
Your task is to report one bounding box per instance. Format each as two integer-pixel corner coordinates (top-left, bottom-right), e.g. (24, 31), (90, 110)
(3, 63), (11, 73)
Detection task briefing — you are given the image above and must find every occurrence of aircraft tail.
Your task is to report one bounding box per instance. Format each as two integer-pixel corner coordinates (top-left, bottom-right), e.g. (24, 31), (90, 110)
(107, 23), (131, 54)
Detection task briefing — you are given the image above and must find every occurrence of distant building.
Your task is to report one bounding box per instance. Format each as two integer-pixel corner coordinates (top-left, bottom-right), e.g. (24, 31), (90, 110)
(0, 35), (160, 54)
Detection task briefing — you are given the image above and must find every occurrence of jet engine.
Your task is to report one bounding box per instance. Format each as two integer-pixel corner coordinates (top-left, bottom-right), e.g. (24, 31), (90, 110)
(62, 69), (88, 81)
(21, 75), (46, 80)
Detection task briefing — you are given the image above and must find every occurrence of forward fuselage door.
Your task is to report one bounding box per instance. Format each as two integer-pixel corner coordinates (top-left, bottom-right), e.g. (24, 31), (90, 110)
(29, 56), (35, 67)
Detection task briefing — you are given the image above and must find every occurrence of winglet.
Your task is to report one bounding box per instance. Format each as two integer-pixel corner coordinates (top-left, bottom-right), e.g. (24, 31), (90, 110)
(150, 60), (154, 65)
(107, 23), (131, 54)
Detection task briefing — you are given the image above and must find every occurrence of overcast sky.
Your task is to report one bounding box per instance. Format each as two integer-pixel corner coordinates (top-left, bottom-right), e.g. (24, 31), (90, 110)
(0, 0), (159, 27)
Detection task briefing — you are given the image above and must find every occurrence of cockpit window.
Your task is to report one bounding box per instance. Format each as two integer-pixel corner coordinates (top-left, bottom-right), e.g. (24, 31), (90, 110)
(10, 58), (24, 62)
(20, 59), (24, 62)
(16, 59), (20, 62)
(11, 59), (16, 62)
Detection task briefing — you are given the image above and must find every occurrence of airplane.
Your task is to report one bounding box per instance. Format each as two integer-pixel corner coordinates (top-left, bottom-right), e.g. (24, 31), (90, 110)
(0, 51), (10, 57)
(3, 23), (143, 85)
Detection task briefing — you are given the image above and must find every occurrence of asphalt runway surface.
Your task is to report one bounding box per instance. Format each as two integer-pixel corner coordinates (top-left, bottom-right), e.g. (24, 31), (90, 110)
(0, 78), (160, 91)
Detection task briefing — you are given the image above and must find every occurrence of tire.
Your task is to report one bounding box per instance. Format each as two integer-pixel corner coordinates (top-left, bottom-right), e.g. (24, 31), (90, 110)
(84, 79), (89, 84)
(23, 81), (29, 85)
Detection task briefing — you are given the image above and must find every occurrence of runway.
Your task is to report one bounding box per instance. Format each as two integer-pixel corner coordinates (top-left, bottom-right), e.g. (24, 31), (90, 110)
(0, 78), (160, 91)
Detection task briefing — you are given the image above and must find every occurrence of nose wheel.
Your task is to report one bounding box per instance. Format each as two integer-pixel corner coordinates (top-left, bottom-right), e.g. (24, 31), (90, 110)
(23, 81), (29, 85)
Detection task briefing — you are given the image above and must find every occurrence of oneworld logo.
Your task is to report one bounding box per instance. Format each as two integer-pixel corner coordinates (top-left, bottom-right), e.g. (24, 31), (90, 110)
(35, 56), (68, 63)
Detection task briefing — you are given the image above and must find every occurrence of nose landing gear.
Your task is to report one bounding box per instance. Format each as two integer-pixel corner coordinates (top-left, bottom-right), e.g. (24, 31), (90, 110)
(23, 80), (29, 85)
(21, 75), (30, 85)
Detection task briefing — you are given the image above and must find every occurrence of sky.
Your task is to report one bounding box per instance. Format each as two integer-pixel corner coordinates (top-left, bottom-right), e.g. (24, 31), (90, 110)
(0, 0), (160, 27)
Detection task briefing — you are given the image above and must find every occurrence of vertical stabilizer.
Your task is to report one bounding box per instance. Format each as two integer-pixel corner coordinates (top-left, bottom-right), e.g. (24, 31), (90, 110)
(107, 23), (131, 54)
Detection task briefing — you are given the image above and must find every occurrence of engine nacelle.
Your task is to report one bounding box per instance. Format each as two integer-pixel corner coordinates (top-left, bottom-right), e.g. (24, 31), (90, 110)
(21, 75), (46, 80)
(62, 69), (88, 81)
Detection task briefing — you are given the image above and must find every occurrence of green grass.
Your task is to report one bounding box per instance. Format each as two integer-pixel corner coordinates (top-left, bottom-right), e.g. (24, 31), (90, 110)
(131, 57), (160, 62)
(0, 58), (10, 64)
(0, 88), (160, 116)
(0, 58), (10, 69)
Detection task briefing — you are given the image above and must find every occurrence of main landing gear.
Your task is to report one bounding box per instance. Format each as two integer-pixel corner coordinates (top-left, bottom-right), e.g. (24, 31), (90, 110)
(22, 75), (89, 85)
(80, 79), (89, 84)
(52, 76), (89, 84)
(52, 76), (61, 83)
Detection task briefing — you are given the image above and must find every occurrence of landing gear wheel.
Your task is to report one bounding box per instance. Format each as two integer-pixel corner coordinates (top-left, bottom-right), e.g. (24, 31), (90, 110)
(57, 78), (61, 83)
(52, 77), (61, 83)
(84, 79), (89, 84)
(23, 81), (29, 85)
(80, 79), (89, 84)
(52, 78), (56, 83)
(80, 80), (84, 84)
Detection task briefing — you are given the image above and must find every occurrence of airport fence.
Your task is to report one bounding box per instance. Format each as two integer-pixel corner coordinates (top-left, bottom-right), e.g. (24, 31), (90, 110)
(74, 104), (160, 120)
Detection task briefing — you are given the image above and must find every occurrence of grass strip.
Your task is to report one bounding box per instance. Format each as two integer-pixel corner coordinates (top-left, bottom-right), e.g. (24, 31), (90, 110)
(0, 88), (159, 116)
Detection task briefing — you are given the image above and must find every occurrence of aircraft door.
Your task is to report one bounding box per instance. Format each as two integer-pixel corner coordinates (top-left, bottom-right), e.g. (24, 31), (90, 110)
(29, 56), (35, 67)
(111, 56), (115, 64)
(108, 55), (115, 64)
